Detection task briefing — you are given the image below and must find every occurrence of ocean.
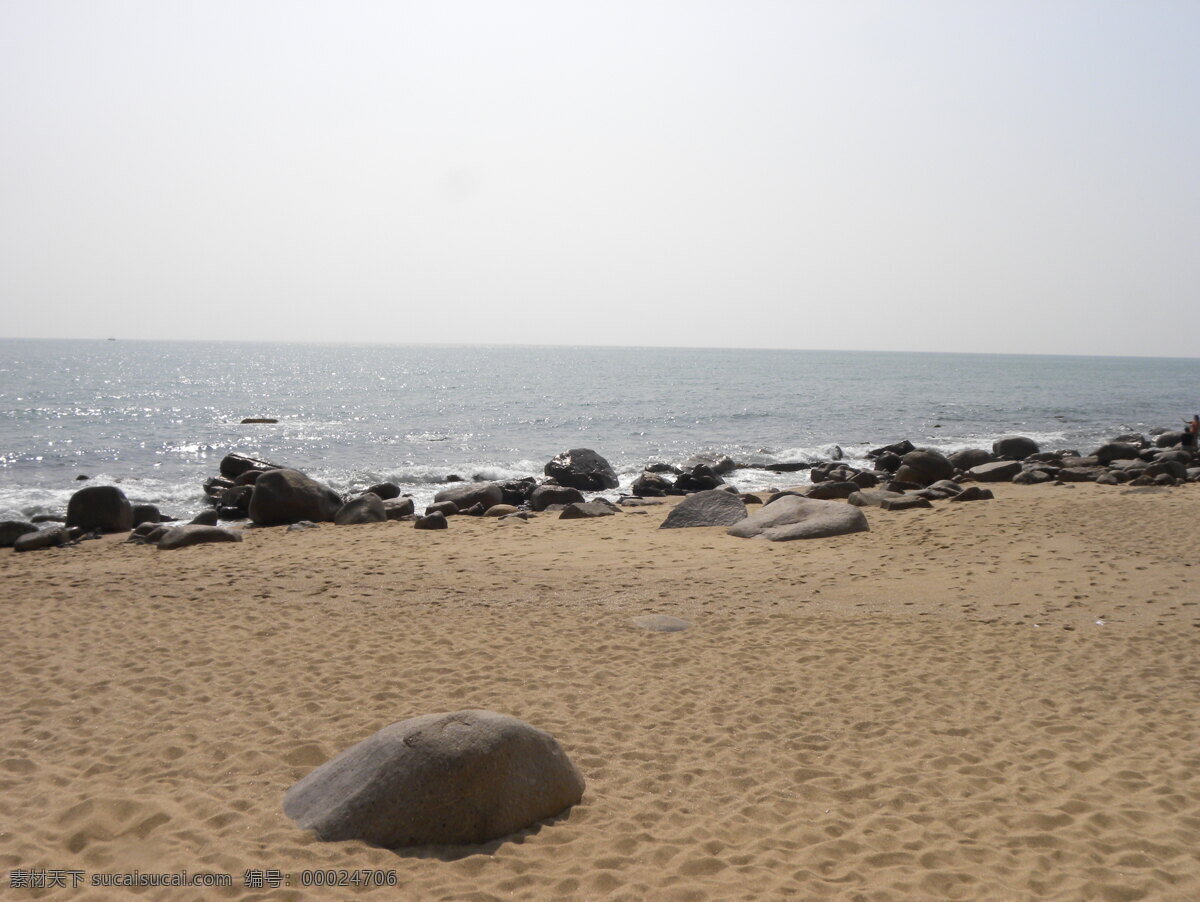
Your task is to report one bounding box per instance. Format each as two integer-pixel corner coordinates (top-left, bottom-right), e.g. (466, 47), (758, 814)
(2, 338), (1198, 520)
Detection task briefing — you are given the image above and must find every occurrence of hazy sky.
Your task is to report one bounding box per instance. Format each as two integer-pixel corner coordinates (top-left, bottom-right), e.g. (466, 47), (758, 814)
(2, 1), (1198, 355)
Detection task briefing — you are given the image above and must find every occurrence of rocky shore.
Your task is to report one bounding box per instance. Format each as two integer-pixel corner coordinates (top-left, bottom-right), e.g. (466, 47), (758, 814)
(4, 428), (1198, 554)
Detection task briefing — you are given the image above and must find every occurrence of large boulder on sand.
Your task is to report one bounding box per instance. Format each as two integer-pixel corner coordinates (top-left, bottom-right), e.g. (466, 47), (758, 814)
(157, 525), (243, 550)
(248, 469), (343, 526)
(283, 710), (585, 847)
(433, 482), (503, 512)
(544, 449), (619, 491)
(66, 485), (133, 533)
(529, 484), (586, 511)
(335, 494), (387, 525)
(968, 460), (1022, 482)
(894, 449), (953, 487)
(659, 489), (747, 529)
(728, 495), (868, 542)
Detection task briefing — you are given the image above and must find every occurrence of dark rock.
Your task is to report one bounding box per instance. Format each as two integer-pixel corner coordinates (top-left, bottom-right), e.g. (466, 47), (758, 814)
(805, 481), (857, 501)
(75, 474), (89, 481)
(992, 436), (1039, 460)
(1094, 442), (1141, 465)
(1155, 431), (1186, 448)
(363, 482), (401, 501)
(529, 485), (586, 512)
(948, 448), (994, 470)
(414, 512), (448, 530)
(425, 501), (459, 517)
(283, 710), (584, 847)
(497, 478), (538, 506)
(1058, 467), (1102, 482)
(463, 503), (487, 517)
(728, 495), (869, 541)
(879, 495), (934, 511)
(950, 486), (994, 502)
(849, 470), (879, 489)
(158, 525), (243, 550)
(559, 501), (618, 519)
(31, 514), (66, 524)
(445, 474), (464, 483)
(659, 489), (747, 529)
(683, 455), (736, 476)
(928, 479), (964, 496)
(13, 526), (67, 552)
(234, 470), (264, 486)
(884, 480), (923, 493)
(618, 497), (665, 507)
(869, 440), (915, 458)
(761, 461), (812, 473)
(66, 485), (133, 533)
(220, 485), (254, 515)
(130, 504), (162, 528)
(740, 493), (764, 505)
(0, 521), (38, 547)
(644, 461), (682, 475)
(1112, 433), (1147, 446)
(873, 452), (902, 473)
(240, 417), (278, 424)
(219, 452), (285, 480)
(217, 506), (245, 519)
(544, 449), (619, 491)
(968, 460), (1022, 482)
(1128, 475), (1156, 487)
(674, 465), (725, 493)
(335, 494), (387, 525)
(1145, 460), (1188, 480)
(248, 469), (343, 526)
(631, 471), (673, 497)
(433, 482), (503, 513)
(894, 449), (954, 486)
(382, 497), (416, 520)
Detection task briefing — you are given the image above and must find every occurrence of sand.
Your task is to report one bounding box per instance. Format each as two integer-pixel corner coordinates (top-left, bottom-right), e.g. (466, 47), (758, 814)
(1, 482), (1198, 901)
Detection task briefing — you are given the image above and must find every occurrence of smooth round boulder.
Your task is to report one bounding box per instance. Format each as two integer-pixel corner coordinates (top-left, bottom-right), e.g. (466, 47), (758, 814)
(382, 497), (416, 520)
(66, 485), (133, 533)
(728, 495), (868, 542)
(1094, 442), (1141, 465)
(544, 449), (619, 491)
(894, 449), (954, 487)
(131, 504), (163, 527)
(948, 448), (994, 471)
(992, 436), (1039, 460)
(283, 710), (585, 847)
(157, 525), (243, 550)
(190, 509), (220, 526)
(659, 489), (747, 529)
(414, 512), (448, 530)
(363, 482), (402, 500)
(334, 494), (387, 525)
(248, 469), (343, 526)
(13, 526), (67, 552)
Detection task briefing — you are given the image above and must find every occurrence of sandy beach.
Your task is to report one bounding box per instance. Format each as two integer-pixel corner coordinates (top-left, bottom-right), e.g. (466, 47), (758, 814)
(2, 482), (1198, 901)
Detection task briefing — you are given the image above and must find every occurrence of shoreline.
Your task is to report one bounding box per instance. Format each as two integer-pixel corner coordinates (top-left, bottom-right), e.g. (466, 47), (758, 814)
(2, 482), (1199, 900)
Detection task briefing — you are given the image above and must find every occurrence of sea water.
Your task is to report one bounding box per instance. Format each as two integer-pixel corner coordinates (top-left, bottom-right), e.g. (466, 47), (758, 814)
(2, 338), (1198, 519)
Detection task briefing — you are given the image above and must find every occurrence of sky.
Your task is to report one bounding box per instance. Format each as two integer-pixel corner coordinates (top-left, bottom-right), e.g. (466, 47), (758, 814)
(1, 1), (1198, 356)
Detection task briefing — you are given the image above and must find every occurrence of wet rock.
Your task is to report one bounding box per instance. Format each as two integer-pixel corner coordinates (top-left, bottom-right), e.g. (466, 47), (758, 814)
(544, 449), (619, 491)
(66, 485), (133, 534)
(219, 452), (285, 480)
(0, 520), (38, 547)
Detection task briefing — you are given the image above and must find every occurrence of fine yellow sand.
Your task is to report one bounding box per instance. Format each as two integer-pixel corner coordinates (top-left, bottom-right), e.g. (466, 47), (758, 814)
(2, 482), (1198, 901)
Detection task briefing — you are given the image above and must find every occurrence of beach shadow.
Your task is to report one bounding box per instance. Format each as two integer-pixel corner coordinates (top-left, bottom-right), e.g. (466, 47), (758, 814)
(382, 810), (575, 862)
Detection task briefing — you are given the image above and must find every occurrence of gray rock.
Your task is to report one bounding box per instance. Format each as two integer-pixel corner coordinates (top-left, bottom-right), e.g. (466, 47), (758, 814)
(992, 436), (1040, 460)
(728, 495), (869, 542)
(66, 485), (133, 533)
(559, 501), (618, 519)
(1155, 431), (1186, 448)
(248, 469), (342, 526)
(950, 486), (994, 502)
(544, 449), (619, 491)
(948, 448), (994, 470)
(847, 490), (903, 508)
(879, 495), (934, 511)
(1094, 442), (1141, 465)
(0, 520), (38, 547)
(283, 710), (585, 847)
(804, 480), (857, 501)
(190, 509), (220, 526)
(157, 525), (243, 550)
(529, 485), (586, 511)
(632, 615), (692, 632)
(1057, 467), (1102, 482)
(414, 512), (448, 530)
(631, 471), (673, 497)
(334, 494), (387, 525)
(13, 526), (66, 552)
(433, 482), (503, 513)
(968, 460), (1022, 482)
(659, 489), (747, 529)
(363, 482), (402, 501)
(425, 501), (459, 517)
(1012, 468), (1056, 485)
(382, 497), (416, 520)
(131, 504), (163, 527)
(484, 504), (520, 518)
